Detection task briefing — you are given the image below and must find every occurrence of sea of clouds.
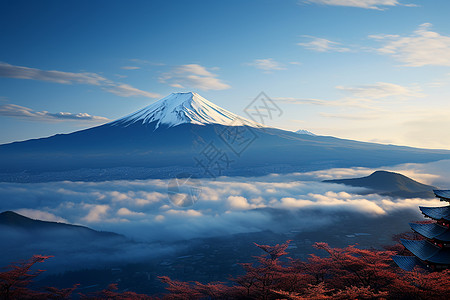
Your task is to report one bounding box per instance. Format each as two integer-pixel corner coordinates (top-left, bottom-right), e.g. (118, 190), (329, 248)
(1, 160), (449, 242)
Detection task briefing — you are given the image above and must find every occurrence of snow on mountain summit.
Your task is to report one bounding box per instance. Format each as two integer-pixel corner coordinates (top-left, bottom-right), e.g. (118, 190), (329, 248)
(295, 129), (316, 136)
(109, 92), (263, 129)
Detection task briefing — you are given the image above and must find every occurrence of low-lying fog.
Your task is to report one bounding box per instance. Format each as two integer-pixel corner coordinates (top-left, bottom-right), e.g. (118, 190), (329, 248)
(1, 160), (449, 272)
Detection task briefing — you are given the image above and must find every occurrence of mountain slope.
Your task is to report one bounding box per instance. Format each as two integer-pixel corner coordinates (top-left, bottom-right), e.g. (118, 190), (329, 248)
(0, 211), (146, 272)
(0, 211), (122, 238)
(0, 92), (449, 182)
(323, 170), (436, 198)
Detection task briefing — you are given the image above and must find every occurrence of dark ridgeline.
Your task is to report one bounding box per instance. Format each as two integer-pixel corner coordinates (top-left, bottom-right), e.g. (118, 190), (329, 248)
(393, 190), (450, 271)
(0, 210), (123, 239)
(323, 170), (436, 199)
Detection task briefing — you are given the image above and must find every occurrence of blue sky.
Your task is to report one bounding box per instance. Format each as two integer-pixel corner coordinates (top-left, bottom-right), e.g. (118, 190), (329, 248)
(1, 0), (450, 148)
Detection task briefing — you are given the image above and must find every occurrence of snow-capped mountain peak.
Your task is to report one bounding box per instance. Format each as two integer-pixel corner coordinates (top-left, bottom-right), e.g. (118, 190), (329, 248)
(295, 129), (316, 136)
(109, 92), (263, 129)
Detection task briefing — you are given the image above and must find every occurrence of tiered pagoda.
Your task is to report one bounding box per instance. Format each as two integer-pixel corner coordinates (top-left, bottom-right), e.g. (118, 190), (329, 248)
(393, 190), (450, 271)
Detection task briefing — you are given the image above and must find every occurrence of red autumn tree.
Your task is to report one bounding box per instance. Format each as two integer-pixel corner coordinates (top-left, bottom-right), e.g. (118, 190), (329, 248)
(80, 283), (155, 300)
(44, 284), (79, 299)
(312, 242), (399, 291)
(0, 255), (52, 300)
(231, 241), (293, 299)
(400, 268), (450, 300)
(158, 276), (234, 299)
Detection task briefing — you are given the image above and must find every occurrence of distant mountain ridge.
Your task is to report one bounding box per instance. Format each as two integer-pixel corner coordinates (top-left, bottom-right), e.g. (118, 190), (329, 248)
(323, 170), (436, 198)
(0, 211), (140, 272)
(0, 210), (122, 239)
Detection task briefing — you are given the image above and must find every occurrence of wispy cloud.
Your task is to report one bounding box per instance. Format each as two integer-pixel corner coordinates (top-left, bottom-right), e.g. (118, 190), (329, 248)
(246, 58), (285, 72)
(336, 82), (424, 99)
(300, 0), (416, 10)
(297, 36), (350, 52)
(319, 111), (382, 120)
(104, 84), (159, 98)
(0, 103), (110, 122)
(83, 204), (110, 222)
(117, 207), (145, 217)
(370, 23), (450, 67)
(129, 59), (165, 66)
(15, 208), (68, 223)
(159, 64), (230, 90)
(274, 97), (379, 113)
(121, 66), (140, 70)
(0, 62), (160, 98)
(274, 97), (329, 105)
(0, 62), (106, 85)
(275, 82), (422, 109)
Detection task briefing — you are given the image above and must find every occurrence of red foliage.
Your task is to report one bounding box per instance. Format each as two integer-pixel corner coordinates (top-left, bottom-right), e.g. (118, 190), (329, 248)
(80, 283), (154, 300)
(45, 284), (79, 299)
(1, 239), (449, 299)
(311, 242), (398, 290)
(332, 285), (388, 300)
(0, 256), (153, 299)
(157, 276), (233, 299)
(392, 231), (426, 243)
(254, 240), (291, 260)
(0, 254), (52, 299)
(400, 268), (450, 299)
(159, 241), (449, 299)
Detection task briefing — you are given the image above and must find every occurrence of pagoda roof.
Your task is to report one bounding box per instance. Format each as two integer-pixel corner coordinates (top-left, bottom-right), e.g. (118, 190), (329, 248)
(409, 222), (450, 242)
(392, 255), (428, 271)
(434, 190), (450, 202)
(401, 239), (450, 264)
(419, 206), (450, 222)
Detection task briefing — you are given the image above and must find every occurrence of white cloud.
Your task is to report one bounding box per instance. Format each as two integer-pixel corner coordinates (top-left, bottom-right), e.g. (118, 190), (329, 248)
(336, 82), (424, 99)
(166, 209), (202, 217)
(128, 59), (165, 66)
(159, 64), (230, 90)
(82, 204), (110, 222)
(104, 83), (160, 98)
(298, 36), (350, 52)
(14, 208), (68, 223)
(274, 82), (421, 107)
(0, 103), (110, 123)
(300, 0), (416, 10)
(154, 215), (165, 222)
(247, 58), (285, 72)
(227, 195), (264, 210)
(108, 190), (166, 206)
(121, 66), (140, 70)
(117, 207), (145, 217)
(371, 23), (450, 67)
(0, 62), (106, 85)
(274, 97), (329, 105)
(0, 62), (160, 98)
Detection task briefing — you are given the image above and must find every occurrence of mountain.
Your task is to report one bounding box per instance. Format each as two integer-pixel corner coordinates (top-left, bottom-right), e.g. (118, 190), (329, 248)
(0, 210), (122, 239)
(0, 210), (143, 272)
(323, 170), (436, 198)
(295, 129), (316, 136)
(0, 92), (449, 182)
